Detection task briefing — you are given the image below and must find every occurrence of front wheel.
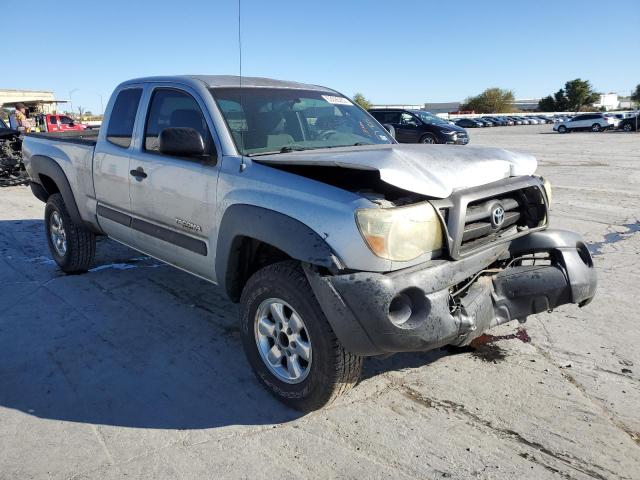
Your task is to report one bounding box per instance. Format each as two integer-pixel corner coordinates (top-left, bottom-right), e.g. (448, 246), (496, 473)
(591, 123), (602, 132)
(45, 193), (96, 273)
(557, 125), (567, 133)
(239, 261), (363, 412)
(420, 134), (437, 144)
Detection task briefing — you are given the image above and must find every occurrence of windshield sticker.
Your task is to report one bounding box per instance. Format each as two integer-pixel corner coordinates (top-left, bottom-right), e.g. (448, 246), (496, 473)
(322, 95), (353, 105)
(378, 134), (389, 141)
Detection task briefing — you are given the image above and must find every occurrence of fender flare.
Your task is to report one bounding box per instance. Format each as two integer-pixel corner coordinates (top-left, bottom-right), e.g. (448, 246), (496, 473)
(215, 204), (343, 301)
(29, 154), (84, 226)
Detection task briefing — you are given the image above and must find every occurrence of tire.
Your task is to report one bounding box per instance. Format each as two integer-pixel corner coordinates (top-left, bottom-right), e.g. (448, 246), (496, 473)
(623, 123), (633, 132)
(239, 260), (363, 412)
(591, 123), (602, 132)
(420, 134), (437, 144)
(558, 125), (567, 133)
(45, 193), (96, 273)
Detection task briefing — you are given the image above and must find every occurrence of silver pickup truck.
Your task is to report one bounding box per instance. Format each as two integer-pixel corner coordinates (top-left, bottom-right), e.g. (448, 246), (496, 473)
(22, 75), (597, 411)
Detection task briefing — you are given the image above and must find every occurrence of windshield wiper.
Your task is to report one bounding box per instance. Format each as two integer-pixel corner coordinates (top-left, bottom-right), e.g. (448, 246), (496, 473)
(279, 145), (310, 153)
(247, 146), (311, 157)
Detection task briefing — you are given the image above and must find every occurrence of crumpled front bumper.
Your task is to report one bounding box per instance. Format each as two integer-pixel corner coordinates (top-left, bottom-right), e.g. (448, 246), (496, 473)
(304, 229), (597, 356)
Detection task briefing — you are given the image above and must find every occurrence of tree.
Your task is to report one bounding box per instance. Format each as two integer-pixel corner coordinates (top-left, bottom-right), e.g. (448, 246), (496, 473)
(564, 78), (600, 111)
(352, 93), (372, 110)
(538, 95), (555, 112)
(461, 88), (514, 113)
(553, 89), (570, 111)
(631, 84), (640, 106)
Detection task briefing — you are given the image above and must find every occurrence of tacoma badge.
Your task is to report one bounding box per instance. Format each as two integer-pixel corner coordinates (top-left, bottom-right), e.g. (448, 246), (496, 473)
(176, 218), (202, 232)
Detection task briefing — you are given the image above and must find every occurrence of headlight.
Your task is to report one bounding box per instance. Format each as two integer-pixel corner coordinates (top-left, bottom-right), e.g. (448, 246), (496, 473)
(356, 202), (444, 261)
(443, 130), (457, 135)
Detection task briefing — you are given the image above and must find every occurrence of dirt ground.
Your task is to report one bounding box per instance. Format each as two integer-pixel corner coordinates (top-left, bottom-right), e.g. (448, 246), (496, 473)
(1, 125), (639, 479)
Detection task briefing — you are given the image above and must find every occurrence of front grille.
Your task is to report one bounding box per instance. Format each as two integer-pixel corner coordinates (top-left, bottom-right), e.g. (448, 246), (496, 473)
(432, 177), (548, 259)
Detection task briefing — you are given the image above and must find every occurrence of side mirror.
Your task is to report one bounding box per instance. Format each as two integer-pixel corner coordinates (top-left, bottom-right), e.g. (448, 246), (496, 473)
(159, 127), (205, 156)
(69, 122), (75, 127)
(382, 124), (396, 139)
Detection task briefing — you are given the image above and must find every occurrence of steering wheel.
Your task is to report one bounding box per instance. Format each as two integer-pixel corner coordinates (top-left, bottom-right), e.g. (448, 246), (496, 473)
(320, 130), (340, 140)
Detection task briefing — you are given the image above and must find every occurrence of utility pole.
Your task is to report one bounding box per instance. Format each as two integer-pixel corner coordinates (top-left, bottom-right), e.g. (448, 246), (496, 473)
(68, 88), (79, 117)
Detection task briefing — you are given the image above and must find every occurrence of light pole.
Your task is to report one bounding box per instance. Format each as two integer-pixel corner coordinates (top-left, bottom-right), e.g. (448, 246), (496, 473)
(68, 88), (79, 117)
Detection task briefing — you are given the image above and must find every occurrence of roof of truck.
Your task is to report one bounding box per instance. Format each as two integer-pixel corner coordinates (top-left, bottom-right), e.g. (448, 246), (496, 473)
(121, 75), (335, 92)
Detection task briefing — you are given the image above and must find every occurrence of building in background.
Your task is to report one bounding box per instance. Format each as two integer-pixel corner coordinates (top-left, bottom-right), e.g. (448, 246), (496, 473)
(0, 89), (66, 114)
(592, 93), (619, 111)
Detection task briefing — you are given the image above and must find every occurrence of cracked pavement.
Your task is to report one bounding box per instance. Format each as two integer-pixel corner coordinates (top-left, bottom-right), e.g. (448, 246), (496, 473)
(0, 125), (639, 479)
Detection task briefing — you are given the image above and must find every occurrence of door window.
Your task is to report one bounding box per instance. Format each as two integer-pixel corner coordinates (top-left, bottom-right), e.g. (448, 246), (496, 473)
(59, 116), (74, 125)
(378, 111), (401, 124)
(106, 88), (143, 148)
(400, 112), (420, 126)
(49, 116), (58, 124)
(144, 88), (213, 156)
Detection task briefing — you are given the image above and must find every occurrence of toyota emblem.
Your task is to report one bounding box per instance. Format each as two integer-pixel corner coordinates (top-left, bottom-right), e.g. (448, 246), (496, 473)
(491, 205), (505, 228)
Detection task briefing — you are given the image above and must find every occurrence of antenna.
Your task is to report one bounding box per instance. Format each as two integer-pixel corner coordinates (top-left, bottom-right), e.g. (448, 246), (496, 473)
(238, 0), (246, 171)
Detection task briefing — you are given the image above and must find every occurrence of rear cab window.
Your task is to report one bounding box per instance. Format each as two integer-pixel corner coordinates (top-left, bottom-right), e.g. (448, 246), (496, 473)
(106, 88), (143, 148)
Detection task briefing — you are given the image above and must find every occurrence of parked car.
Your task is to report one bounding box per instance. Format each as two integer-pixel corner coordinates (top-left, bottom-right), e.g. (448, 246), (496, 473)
(475, 118), (492, 127)
(455, 118), (484, 128)
(482, 116), (506, 126)
(553, 113), (617, 133)
(618, 115), (639, 132)
(22, 74), (597, 411)
(603, 114), (621, 129)
(34, 114), (87, 133)
(507, 116), (523, 125)
(526, 117), (540, 125)
(368, 109), (469, 145)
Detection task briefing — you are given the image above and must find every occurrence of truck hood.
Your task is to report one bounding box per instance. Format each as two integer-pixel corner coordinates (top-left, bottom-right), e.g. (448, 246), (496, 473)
(254, 144), (537, 198)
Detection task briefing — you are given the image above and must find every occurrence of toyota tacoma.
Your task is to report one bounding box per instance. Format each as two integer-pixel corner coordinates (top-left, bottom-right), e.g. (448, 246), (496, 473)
(22, 75), (597, 411)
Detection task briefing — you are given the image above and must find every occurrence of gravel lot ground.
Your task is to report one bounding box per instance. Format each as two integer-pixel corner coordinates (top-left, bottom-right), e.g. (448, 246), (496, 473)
(1, 125), (639, 479)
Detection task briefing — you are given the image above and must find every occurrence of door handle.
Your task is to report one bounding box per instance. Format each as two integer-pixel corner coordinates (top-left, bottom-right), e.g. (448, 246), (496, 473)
(130, 167), (147, 180)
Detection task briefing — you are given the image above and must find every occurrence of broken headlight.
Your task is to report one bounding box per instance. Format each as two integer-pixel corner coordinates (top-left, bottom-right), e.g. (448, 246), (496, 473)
(356, 202), (444, 261)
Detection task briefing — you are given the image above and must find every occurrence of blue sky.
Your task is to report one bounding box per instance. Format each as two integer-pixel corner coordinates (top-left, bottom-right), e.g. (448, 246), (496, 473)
(4, 0), (639, 114)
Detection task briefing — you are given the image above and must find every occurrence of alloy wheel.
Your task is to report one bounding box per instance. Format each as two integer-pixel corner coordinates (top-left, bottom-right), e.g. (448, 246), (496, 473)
(49, 210), (67, 257)
(254, 298), (312, 384)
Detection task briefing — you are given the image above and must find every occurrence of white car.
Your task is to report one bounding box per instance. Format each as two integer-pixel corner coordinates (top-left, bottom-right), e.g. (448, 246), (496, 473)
(527, 117), (540, 125)
(554, 113), (617, 133)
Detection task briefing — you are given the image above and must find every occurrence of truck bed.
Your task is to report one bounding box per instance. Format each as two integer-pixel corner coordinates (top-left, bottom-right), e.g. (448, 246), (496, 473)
(26, 130), (99, 146)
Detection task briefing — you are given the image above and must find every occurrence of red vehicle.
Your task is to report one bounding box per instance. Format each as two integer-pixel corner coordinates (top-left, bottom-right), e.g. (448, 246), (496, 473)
(34, 114), (87, 133)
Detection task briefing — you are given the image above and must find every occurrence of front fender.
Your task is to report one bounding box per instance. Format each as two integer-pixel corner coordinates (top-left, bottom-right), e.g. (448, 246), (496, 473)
(215, 204), (343, 300)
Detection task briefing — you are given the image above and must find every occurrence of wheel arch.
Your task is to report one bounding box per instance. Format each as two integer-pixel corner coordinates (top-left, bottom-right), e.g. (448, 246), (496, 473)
(29, 155), (84, 226)
(216, 204), (343, 302)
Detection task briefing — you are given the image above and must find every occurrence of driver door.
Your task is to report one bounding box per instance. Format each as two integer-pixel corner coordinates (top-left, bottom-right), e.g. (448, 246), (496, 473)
(127, 86), (220, 280)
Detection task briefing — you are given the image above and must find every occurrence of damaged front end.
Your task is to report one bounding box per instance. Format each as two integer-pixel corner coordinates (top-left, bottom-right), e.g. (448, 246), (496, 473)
(0, 130), (27, 187)
(304, 229), (597, 356)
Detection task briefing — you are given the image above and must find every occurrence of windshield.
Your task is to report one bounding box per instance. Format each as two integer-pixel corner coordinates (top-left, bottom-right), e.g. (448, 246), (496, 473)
(412, 111), (449, 126)
(0, 117), (7, 128)
(210, 87), (393, 156)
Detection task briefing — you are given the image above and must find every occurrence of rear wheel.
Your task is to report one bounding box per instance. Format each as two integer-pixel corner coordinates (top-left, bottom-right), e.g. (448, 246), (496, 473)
(420, 134), (437, 144)
(591, 123), (602, 132)
(623, 123), (633, 132)
(45, 193), (96, 273)
(240, 260), (363, 411)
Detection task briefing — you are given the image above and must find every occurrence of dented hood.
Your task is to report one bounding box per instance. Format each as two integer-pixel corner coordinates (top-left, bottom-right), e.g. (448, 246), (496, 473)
(254, 144), (537, 198)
